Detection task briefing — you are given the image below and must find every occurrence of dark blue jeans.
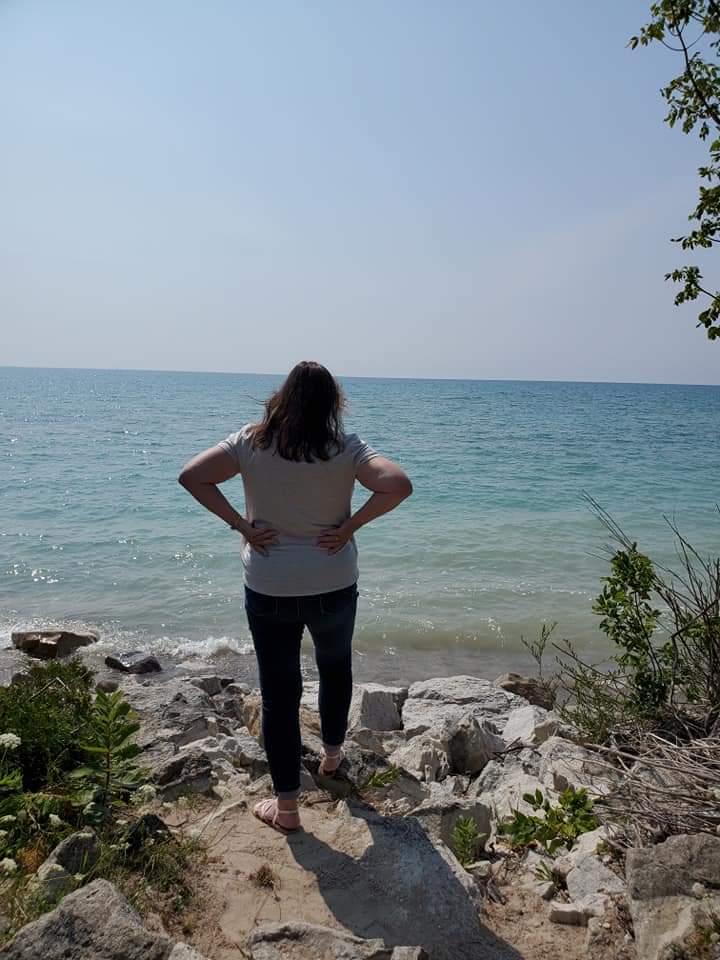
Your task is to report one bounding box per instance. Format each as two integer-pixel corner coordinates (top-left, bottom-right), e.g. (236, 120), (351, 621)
(244, 582), (358, 800)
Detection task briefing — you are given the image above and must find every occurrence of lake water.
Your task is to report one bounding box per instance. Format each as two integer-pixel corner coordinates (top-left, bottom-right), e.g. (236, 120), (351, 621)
(2, 367), (719, 684)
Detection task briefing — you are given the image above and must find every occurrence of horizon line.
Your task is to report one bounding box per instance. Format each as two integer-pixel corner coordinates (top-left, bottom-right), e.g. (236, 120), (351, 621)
(1, 363), (719, 389)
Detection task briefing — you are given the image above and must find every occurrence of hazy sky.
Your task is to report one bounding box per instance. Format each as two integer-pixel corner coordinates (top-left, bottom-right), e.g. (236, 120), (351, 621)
(2, 1), (719, 383)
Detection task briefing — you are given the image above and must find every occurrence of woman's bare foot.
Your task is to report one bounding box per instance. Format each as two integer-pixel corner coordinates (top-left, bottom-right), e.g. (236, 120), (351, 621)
(252, 798), (301, 834)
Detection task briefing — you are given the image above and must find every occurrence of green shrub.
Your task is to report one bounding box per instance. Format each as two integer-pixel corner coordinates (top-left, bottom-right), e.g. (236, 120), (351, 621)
(497, 787), (598, 856)
(552, 500), (720, 742)
(0, 659), (93, 789)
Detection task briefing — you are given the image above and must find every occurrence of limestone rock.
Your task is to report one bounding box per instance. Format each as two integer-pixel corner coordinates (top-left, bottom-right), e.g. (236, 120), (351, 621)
(245, 922), (400, 960)
(494, 672), (554, 710)
(96, 679), (119, 693)
(565, 854), (624, 902)
(271, 801), (486, 960)
(348, 683), (408, 732)
(446, 715), (504, 775)
(501, 705), (559, 747)
(105, 651), (161, 674)
(11, 629), (97, 660)
(549, 902), (589, 926)
(401, 676), (525, 737)
(409, 797), (491, 852)
(469, 757), (549, 826)
(0, 878), (173, 958)
(169, 715), (225, 747)
(154, 751), (214, 800)
(390, 713), (502, 781)
(552, 826), (613, 877)
(304, 742), (390, 799)
(32, 830), (101, 902)
(389, 732), (450, 782)
(549, 895), (606, 926)
(626, 834), (720, 960)
(349, 726), (406, 757)
(187, 675), (233, 697)
(168, 946), (211, 959)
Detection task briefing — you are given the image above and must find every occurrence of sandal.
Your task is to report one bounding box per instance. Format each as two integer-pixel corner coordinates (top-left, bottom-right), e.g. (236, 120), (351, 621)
(318, 747), (345, 776)
(252, 798), (301, 834)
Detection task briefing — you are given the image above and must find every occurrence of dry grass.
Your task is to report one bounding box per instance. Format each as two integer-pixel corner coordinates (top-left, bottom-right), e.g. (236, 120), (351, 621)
(249, 863), (279, 892)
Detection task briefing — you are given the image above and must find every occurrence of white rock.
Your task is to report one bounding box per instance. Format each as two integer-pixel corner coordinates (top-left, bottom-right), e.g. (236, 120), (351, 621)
(550, 895), (606, 926)
(502, 705), (559, 747)
(409, 797), (491, 852)
(169, 945), (210, 960)
(402, 676), (525, 737)
(549, 903), (588, 926)
(348, 683), (408, 732)
(565, 855), (625, 902)
(626, 834), (720, 960)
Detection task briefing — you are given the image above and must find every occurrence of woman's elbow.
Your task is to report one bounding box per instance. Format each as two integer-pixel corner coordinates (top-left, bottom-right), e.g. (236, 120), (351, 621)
(397, 476), (413, 500)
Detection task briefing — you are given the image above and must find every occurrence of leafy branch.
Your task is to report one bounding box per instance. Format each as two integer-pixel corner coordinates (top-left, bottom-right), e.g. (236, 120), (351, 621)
(631, 0), (720, 339)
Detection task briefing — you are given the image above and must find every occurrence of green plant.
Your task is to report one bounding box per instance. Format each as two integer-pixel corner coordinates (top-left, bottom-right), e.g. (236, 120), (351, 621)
(451, 816), (486, 867)
(533, 859), (566, 889)
(554, 500), (720, 741)
(521, 622), (559, 707)
(69, 690), (144, 815)
(0, 659), (93, 789)
(361, 765), (401, 789)
(592, 544), (668, 712)
(631, 2), (720, 341)
(498, 788), (599, 856)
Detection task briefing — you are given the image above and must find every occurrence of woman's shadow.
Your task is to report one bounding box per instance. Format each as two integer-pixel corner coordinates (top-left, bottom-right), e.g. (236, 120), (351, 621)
(286, 799), (523, 960)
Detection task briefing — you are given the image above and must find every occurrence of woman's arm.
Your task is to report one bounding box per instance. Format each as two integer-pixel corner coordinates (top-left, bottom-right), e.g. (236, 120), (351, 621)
(178, 447), (278, 554)
(316, 456), (413, 555)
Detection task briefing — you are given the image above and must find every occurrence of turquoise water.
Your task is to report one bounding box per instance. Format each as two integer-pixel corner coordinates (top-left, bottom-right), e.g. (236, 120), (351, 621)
(2, 367), (719, 681)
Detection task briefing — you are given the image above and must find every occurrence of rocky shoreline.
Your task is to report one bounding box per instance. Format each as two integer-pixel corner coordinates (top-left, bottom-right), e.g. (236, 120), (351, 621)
(1, 630), (719, 960)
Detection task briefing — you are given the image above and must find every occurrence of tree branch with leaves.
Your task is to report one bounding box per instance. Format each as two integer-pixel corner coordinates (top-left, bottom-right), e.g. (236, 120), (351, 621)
(631, 0), (720, 339)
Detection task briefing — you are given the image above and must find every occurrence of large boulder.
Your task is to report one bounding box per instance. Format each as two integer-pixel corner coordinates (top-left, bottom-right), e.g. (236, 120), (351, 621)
(390, 714), (503, 781)
(565, 854), (624, 903)
(468, 748), (549, 827)
(389, 731), (450, 782)
(279, 801), (490, 960)
(409, 797), (492, 852)
(0, 878), (173, 958)
(348, 684), (408, 732)
(245, 922), (426, 960)
(401, 676), (525, 737)
(154, 751), (214, 801)
(11, 629), (97, 660)
(501, 705), (559, 748)
(625, 834), (720, 960)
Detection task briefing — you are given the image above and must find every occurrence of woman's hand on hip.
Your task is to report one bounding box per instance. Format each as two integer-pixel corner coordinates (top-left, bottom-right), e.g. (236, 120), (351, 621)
(240, 521), (280, 556)
(316, 520), (355, 555)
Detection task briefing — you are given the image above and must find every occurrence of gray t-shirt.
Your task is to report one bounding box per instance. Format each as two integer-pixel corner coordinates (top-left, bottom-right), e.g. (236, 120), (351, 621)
(218, 426), (378, 596)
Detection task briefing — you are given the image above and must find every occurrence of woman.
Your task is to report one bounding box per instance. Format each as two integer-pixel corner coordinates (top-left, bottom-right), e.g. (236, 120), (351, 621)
(178, 361), (412, 833)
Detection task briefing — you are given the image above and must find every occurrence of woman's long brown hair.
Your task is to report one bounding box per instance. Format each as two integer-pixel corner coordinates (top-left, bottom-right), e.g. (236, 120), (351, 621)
(248, 361), (346, 462)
